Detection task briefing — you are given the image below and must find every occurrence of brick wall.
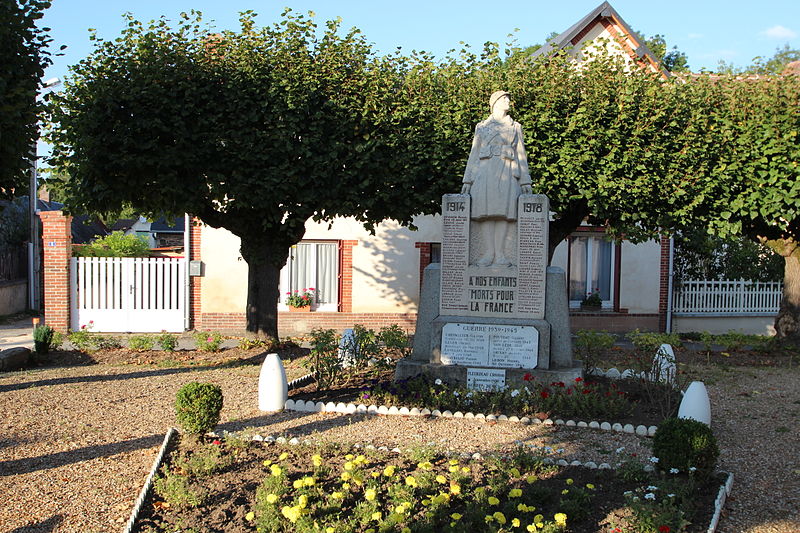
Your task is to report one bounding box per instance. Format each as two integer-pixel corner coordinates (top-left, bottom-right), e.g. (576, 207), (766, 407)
(195, 311), (417, 337)
(415, 242), (432, 292)
(39, 211), (72, 331)
(189, 217), (203, 329)
(339, 240), (357, 313)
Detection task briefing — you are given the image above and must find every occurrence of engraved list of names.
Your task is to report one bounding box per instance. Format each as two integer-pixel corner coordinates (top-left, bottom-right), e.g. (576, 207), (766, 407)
(439, 194), (470, 315)
(516, 194), (549, 319)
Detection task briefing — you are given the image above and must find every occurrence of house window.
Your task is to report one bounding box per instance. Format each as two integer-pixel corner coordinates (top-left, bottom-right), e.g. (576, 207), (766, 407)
(279, 241), (339, 312)
(430, 243), (441, 264)
(568, 235), (615, 308)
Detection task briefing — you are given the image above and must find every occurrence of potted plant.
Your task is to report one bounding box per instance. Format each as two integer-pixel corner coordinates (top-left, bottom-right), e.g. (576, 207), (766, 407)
(285, 288), (316, 312)
(580, 289), (602, 311)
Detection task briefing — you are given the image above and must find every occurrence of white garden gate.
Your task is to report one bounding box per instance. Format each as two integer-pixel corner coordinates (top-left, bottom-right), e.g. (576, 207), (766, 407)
(70, 257), (186, 332)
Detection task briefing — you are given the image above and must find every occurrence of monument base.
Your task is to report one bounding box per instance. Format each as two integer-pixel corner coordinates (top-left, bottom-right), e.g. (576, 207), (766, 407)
(395, 359), (582, 389)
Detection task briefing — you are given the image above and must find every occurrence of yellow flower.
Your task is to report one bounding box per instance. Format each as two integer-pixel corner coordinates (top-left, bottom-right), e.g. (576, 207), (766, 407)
(485, 515), (494, 523)
(331, 491), (344, 500)
(417, 461), (434, 470)
(509, 488), (523, 498)
(512, 517), (521, 527)
(448, 465), (459, 473)
(345, 454), (354, 460)
(354, 454), (366, 464)
(344, 461), (354, 471)
(365, 488), (377, 501)
(371, 471), (380, 478)
(527, 526), (536, 532)
(312, 454), (323, 467)
(488, 496), (500, 506)
(371, 511), (382, 521)
(270, 465), (283, 477)
(303, 476), (315, 487)
(432, 492), (450, 505)
(341, 472), (352, 481)
(554, 513), (567, 527)
(245, 511), (255, 521)
(509, 467), (521, 477)
(526, 475), (537, 484)
(352, 474), (364, 486)
(493, 512), (507, 525)
(461, 466), (470, 474)
(281, 505), (302, 523)
(293, 479), (303, 489)
(436, 474), (447, 484)
(401, 529), (411, 533)
(326, 528), (335, 533)
(394, 504), (407, 514)
(262, 459), (272, 467)
(279, 452), (289, 461)
(383, 465), (396, 477)
(566, 478), (574, 485)
(533, 514), (544, 527)
(266, 494), (278, 504)
(450, 513), (462, 520)
(405, 476), (418, 487)
(586, 483), (595, 490)
(450, 482), (461, 495)
(561, 489), (569, 495)
(298, 495), (308, 508)
(342, 483), (350, 490)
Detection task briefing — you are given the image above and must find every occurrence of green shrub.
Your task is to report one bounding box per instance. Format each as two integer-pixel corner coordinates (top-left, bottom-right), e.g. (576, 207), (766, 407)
(652, 417), (719, 481)
(73, 230), (150, 257)
(153, 467), (206, 508)
(305, 328), (342, 389)
(574, 330), (615, 375)
(175, 382), (224, 435)
(33, 324), (55, 354)
(128, 334), (155, 351)
(194, 331), (224, 352)
(627, 329), (682, 353)
(157, 332), (178, 351)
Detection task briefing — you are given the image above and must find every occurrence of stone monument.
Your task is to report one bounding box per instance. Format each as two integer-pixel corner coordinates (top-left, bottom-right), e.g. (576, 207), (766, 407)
(395, 91), (581, 389)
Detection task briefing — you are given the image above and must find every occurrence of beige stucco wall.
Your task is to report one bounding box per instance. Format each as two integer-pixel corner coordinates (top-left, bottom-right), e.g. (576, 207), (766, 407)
(200, 216), (662, 315)
(672, 316), (777, 336)
(619, 240), (661, 313)
(0, 280), (27, 316)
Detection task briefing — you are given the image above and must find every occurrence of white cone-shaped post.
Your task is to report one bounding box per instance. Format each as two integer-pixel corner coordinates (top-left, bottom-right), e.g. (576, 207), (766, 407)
(678, 381), (711, 425)
(259, 353), (288, 412)
(653, 344), (677, 384)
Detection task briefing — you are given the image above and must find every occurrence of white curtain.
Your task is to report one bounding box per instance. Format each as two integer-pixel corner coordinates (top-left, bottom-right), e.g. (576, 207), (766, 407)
(316, 243), (338, 304)
(569, 237), (588, 301)
(289, 244), (313, 293)
(592, 239), (612, 300)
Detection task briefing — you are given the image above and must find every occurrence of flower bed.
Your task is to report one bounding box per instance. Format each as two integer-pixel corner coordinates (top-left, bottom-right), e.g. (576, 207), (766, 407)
(135, 434), (726, 533)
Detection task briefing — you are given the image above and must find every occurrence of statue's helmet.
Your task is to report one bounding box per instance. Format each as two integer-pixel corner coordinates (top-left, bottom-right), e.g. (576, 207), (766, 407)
(489, 90), (510, 110)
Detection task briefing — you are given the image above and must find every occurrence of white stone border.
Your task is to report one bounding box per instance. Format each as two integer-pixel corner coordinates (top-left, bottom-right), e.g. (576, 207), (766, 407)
(284, 398), (658, 437)
(123, 427), (177, 533)
(708, 472), (735, 533)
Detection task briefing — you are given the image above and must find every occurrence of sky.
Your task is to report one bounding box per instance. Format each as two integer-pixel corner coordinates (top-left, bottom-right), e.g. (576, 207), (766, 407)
(40, 0), (800, 85)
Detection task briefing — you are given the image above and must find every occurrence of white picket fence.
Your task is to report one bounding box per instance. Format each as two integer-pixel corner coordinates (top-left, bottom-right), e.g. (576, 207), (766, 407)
(672, 279), (782, 315)
(70, 257), (186, 332)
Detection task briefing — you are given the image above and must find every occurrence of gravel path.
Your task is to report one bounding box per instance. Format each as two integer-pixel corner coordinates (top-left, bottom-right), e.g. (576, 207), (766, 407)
(0, 359), (797, 532)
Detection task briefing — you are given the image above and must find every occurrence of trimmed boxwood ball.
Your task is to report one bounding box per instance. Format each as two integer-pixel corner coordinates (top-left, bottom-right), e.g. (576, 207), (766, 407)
(652, 417), (719, 480)
(175, 382), (224, 435)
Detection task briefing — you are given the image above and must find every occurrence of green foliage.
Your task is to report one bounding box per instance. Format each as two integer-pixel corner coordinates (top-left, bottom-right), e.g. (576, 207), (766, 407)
(641, 32), (690, 72)
(574, 330), (615, 375)
(33, 324), (55, 354)
(0, 0), (53, 201)
(72, 231), (150, 257)
(172, 444), (229, 478)
(237, 336), (278, 351)
(652, 417), (719, 481)
(157, 332), (178, 351)
(626, 330), (682, 354)
(377, 324), (412, 359)
(66, 322), (121, 352)
(174, 382), (224, 435)
(128, 334), (155, 351)
(674, 228), (783, 282)
(305, 328), (342, 390)
(194, 331), (224, 352)
(718, 44), (800, 75)
(153, 466), (207, 508)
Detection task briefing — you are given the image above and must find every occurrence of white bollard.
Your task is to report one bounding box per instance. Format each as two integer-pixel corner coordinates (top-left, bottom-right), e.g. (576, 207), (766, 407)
(259, 353), (288, 412)
(678, 381), (711, 425)
(338, 328), (356, 368)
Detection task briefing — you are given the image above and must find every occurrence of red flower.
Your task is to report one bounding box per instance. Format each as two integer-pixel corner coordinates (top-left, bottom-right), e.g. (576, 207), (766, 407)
(540, 390), (550, 399)
(658, 526), (671, 533)
(212, 439), (221, 445)
(575, 377), (583, 383)
(582, 388), (591, 394)
(523, 372), (533, 381)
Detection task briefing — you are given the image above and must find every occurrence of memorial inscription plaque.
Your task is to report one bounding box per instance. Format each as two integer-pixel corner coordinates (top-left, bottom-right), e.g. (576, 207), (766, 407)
(516, 194), (549, 319)
(440, 323), (538, 368)
(440, 194), (470, 315)
(466, 368), (506, 391)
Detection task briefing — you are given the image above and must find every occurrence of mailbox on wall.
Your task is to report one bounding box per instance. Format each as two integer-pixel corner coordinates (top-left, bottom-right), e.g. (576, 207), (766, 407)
(189, 260), (203, 277)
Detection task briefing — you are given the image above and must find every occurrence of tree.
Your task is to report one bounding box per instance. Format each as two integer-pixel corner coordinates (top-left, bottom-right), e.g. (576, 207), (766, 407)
(47, 11), (460, 337)
(641, 33), (690, 72)
(0, 0), (53, 201)
(718, 44), (800, 75)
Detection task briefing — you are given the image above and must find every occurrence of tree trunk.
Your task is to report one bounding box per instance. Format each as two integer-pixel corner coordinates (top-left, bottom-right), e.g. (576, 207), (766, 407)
(238, 232), (291, 339)
(775, 251), (800, 340)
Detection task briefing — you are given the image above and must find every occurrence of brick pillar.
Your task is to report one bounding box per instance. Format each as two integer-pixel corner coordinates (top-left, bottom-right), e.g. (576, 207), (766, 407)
(339, 240), (358, 313)
(39, 211), (72, 331)
(658, 235), (671, 332)
(189, 217), (203, 330)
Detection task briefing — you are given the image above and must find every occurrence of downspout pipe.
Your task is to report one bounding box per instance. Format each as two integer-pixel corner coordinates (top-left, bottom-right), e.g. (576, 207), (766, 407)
(666, 236), (675, 333)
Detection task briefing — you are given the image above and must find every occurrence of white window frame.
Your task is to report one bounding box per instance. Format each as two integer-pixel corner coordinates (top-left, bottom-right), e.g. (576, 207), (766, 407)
(568, 235), (616, 309)
(278, 241), (339, 312)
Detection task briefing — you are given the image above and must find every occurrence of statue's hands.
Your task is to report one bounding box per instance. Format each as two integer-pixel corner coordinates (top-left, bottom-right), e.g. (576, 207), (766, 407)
(461, 183), (472, 195)
(520, 185), (533, 195)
